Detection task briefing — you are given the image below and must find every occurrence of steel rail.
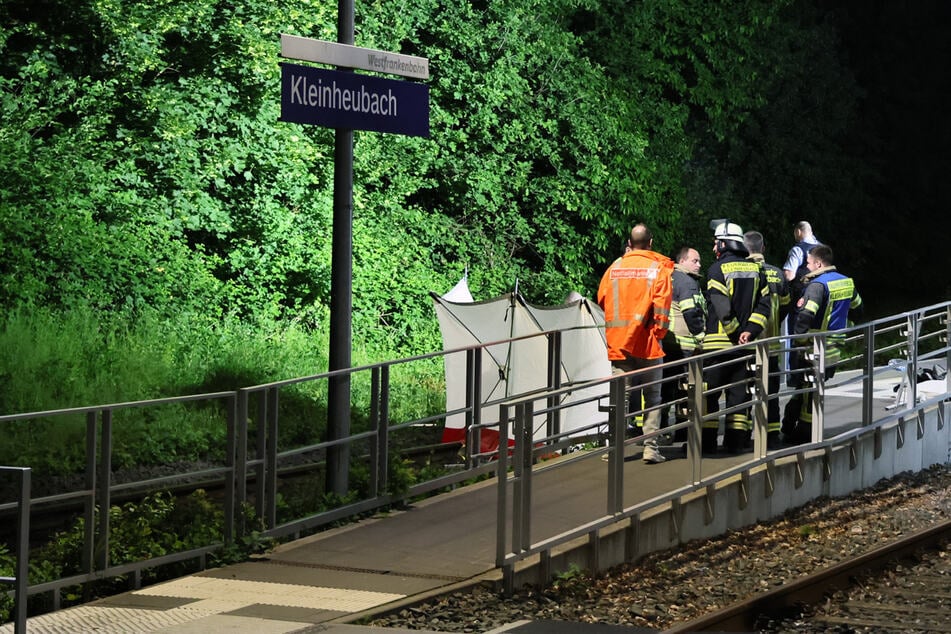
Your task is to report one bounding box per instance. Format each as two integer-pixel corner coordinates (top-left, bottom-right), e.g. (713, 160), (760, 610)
(665, 518), (951, 633)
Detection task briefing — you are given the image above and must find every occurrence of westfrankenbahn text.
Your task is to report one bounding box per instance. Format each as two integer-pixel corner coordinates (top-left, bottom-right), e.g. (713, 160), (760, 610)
(289, 73), (397, 117)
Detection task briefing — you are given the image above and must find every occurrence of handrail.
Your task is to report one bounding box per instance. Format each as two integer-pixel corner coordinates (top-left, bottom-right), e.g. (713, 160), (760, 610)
(494, 302), (951, 581)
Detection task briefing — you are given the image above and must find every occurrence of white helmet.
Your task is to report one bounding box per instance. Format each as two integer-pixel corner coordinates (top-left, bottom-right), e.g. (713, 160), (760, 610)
(712, 221), (745, 242)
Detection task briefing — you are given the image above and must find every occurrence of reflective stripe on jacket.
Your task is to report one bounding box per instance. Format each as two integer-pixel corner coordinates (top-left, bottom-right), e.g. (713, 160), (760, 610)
(667, 265), (706, 354)
(597, 249), (673, 360)
(704, 251), (771, 351)
(748, 254), (790, 350)
(794, 266), (863, 365)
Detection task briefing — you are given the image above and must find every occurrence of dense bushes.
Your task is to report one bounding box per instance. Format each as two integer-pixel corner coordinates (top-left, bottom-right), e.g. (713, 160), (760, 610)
(2, 0), (894, 356)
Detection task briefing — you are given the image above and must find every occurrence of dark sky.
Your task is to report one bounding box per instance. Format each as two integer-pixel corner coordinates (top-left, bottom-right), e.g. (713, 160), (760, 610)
(826, 1), (951, 311)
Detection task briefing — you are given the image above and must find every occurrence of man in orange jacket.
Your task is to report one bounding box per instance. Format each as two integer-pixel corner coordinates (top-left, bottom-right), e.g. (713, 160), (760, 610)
(597, 223), (674, 464)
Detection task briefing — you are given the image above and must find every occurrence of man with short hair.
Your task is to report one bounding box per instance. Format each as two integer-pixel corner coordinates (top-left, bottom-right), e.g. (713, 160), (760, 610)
(783, 221), (821, 284)
(782, 244), (863, 444)
(782, 221), (822, 384)
(660, 246), (706, 440)
(744, 231), (790, 449)
(598, 224), (674, 464)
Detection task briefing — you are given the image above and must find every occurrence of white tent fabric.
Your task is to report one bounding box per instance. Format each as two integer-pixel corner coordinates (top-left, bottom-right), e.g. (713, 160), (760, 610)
(433, 278), (610, 453)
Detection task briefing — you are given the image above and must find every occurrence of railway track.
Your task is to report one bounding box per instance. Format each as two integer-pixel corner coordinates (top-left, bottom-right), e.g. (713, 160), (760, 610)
(667, 518), (951, 633)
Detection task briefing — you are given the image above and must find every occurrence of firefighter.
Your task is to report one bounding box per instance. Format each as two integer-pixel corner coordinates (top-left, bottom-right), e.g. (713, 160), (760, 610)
(702, 220), (772, 454)
(597, 223), (674, 464)
(783, 244), (863, 444)
(744, 231), (791, 449)
(661, 246), (706, 442)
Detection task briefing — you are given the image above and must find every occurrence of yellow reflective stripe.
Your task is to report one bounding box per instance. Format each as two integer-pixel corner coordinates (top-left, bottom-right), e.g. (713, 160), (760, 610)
(610, 277), (621, 324)
(709, 279), (728, 295)
(748, 313), (768, 328)
(803, 299), (819, 314)
(723, 318), (739, 334)
(680, 297), (696, 310)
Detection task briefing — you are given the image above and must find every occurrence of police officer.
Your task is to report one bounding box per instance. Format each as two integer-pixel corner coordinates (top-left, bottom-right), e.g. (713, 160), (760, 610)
(597, 224), (674, 464)
(661, 247), (706, 441)
(744, 231), (790, 449)
(782, 244), (863, 444)
(703, 221), (772, 454)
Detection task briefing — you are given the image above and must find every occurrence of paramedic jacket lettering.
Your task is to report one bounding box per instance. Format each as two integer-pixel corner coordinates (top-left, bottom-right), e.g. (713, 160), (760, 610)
(597, 249), (673, 361)
(704, 252), (771, 351)
(793, 265), (863, 365)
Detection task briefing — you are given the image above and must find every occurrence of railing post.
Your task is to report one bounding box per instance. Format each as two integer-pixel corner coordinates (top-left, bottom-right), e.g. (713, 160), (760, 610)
(12, 467), (30, 634)
(687, 357), (705, 485)
(379, 365), (391, 495)
(254, 391), (267, 523)
(547, 331), (562, 441)
(906, 312), (920, 407)
(811, 338), (825, 443)
(236, 389), (249, 539)
(751, 342), (769, 457)
(606, 375), (625, 515)
(224, 393), (237, 545)
(516, 401), (533, 553)
(944, 306), (951, 395)
(862, 323), (875, 426)
(466, 349), (483, 468)
(96, 408), (113, 571)
(265, 387), (279, 529)
(495, 404), (510, 567)
(369, 366), (381, 499)
(82, 411), (98, 574)
(512, 402), (525, 553)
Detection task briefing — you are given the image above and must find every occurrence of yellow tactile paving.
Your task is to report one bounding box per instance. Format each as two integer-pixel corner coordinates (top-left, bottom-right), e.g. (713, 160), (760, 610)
(134, 575), (405, 612)
(0, 577), (406, 633)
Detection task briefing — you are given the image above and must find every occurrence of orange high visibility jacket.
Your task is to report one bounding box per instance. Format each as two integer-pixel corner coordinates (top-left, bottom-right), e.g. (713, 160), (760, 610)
(597, 249), (673, 360)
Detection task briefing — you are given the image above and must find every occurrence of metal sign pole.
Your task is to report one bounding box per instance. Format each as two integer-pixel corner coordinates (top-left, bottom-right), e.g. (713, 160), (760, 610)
(326, 0), (354, 497)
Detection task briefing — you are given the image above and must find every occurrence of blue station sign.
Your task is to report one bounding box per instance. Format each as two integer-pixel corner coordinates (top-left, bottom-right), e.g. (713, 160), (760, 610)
(280, 62), (429, 138)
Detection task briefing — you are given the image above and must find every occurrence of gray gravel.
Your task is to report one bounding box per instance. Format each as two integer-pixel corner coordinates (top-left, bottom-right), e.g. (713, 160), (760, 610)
(367, 464), (951, 632)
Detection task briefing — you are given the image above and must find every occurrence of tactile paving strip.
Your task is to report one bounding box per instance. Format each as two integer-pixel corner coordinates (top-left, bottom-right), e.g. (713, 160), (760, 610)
(0, 576), (405, 633)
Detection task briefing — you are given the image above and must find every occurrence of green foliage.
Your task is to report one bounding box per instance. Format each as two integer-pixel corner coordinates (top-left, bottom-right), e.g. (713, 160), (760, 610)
(0, 0), (885, 351)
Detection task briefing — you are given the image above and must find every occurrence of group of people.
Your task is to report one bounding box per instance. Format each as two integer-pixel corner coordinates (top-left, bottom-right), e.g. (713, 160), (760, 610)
(596, 220), (863, 464)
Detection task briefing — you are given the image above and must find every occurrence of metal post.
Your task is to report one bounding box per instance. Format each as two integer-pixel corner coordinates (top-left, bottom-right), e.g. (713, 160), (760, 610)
(13, 467), (30, 634)
(327, 0), (355, 496)
(862, 323), (875, 426)
(687, 357), (705, 485)
(752, 342), (769, 457)
(811, 337), (825, 443)
(606, 375), (625, 514)
(547, 331), (562, 439)
(495, 404), (510, 567)
(96, 409), (113, 571)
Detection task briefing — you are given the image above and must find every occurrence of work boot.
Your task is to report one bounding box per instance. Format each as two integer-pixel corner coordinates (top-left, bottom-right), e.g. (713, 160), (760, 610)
(643, 446), (666, 464)
(782, 424), (809, 446)
(702, 428), (718, 454)
(724, 429), (747, 454)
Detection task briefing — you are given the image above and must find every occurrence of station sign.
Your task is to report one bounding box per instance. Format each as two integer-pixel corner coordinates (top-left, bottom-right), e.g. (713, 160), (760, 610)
(280, 62), (430, 137)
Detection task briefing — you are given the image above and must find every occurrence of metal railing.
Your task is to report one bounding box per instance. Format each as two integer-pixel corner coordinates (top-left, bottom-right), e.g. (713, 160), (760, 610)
(1, 301), (948, 624)
(494, 301), (951, 585)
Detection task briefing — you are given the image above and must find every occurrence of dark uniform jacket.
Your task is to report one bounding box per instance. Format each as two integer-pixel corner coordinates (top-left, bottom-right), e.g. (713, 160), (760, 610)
(748, 253), (790, 348)
(664, 265), (706, 356)
(704, 250), (772, 351)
